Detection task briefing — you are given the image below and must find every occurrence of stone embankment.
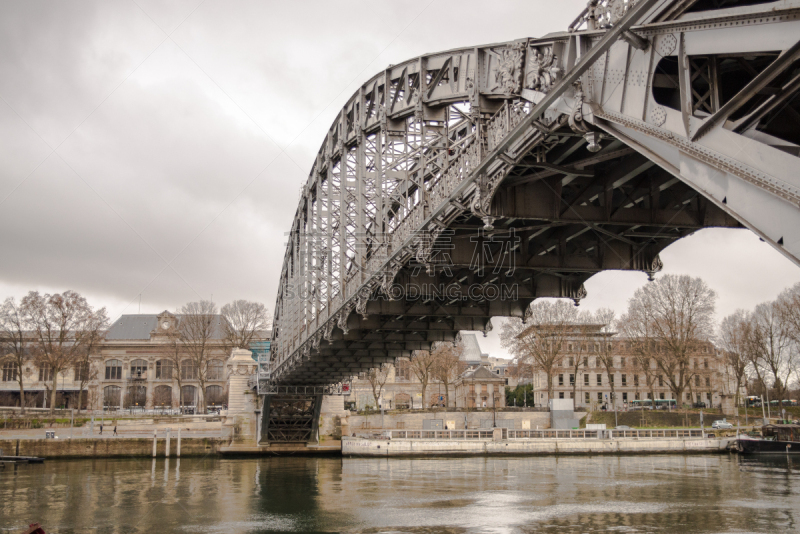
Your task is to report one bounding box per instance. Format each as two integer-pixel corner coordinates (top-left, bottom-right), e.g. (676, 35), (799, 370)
(342, 434), (730, 457)
(0, 437), (228, 459)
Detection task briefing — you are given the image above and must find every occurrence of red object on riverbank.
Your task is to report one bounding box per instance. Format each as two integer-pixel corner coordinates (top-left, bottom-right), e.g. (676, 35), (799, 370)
(20, 524), (45, 534)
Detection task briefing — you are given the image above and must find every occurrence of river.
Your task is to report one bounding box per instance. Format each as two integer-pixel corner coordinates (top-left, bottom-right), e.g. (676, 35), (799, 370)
(1, 454), (798, 533)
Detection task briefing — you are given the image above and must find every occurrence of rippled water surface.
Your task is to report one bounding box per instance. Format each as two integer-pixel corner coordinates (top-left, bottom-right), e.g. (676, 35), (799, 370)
(2, 454), (799, 533)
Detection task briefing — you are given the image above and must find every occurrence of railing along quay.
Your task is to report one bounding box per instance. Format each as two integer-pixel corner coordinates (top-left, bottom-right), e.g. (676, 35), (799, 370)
(388, 429), (705, 440)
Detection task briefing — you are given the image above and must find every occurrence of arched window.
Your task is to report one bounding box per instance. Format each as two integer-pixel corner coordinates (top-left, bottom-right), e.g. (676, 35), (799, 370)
(130, 359), (148, 379)
(125, 385), (147, 408)
(156, 359), (174, 379)
(1, 361), (18, 382)
(103, 385), (121, 408)
(180, 359), (197, 380)
(207, 360), (224, 381)
(180, 385), (197, 407)
(153, 385), (173, 407)
(105, 360), (122, 380)
(205, 385), (225, 406)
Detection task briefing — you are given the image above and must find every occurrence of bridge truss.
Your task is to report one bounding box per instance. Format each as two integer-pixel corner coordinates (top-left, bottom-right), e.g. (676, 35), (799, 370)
(264, 0), (800, 396)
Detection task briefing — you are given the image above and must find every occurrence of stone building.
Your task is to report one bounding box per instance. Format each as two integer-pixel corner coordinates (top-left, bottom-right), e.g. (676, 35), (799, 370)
(0, 310), (269, 411)
(513, 325), (739, 410)
(453, 365), (507, 408)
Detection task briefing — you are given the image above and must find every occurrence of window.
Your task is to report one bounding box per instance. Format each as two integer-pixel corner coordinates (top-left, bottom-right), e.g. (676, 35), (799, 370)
(659, 393), (665, 400)
(103, 385), (121, 408)
(558, 374), (564, 386)
(584, 374), (589, 386)
(596, 374), (602, 386)
(620, 357), (625, 367)
(38, 365), (53, 382)
(153, 385), (172, 407)
(568, 344), (573, 351)
(105, 360), (122, 380)
(621, 374), (627, 386)
(609, 375), (615, 386)
(569, 392), (574, 399)
(74, 362), (89, 382)
(206, 385), (225, 406)
(597, 392), (603, 403)
(704, 359), (709, 369)
(658, 375), (664, 387)
(695, 375), (701, 387)
(125, 385), (147, 408)
(583, 357), (588, 367)
(585, 392), (590, 404)
(207, 360), (225, 381)
(130, 359), (147, 379)
(559, 392), (564, 399)
(634, 375), (639, 387)
(568, 357), (574, 367)
(635, 393), (640, 400)
(706, 392), (712, 401)
(706, 377), (711, 387)
(395, 358), (411, 380)
(686, 393), (692, 401)
(2, 361), (18, 382)
(622, 392), (628, 402)
(647, 392), (653, 400)
(156, 360), (173, 379)
(181, 359), (198, 380)
(569, 374), (575, 386)
(181, 385), (197, 407)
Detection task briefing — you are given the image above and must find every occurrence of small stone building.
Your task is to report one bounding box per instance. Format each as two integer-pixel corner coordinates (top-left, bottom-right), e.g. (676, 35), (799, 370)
(454, 365), (507, 409)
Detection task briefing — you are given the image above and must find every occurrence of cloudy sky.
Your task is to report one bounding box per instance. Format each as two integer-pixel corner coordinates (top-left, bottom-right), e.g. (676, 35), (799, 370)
(1, 0), (798, 359)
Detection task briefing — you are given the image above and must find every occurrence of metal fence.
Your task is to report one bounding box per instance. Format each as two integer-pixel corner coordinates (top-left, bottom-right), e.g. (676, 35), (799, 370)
(389, 428), (705, 440)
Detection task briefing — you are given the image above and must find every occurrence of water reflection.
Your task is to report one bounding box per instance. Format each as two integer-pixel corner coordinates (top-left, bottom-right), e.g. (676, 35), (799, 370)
(1, 454), (798, 533)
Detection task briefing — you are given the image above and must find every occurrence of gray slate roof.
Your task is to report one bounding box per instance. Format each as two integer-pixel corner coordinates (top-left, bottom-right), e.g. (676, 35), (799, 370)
(105, 314), (227, 340)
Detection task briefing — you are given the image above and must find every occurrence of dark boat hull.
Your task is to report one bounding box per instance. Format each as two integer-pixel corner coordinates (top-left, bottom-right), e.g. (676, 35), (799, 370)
(737, 439), (800, 454)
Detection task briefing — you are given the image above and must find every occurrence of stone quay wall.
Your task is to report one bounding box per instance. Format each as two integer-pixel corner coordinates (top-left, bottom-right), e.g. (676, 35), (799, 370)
(0, 437), (228, 459)
(342, 436), (728, 457)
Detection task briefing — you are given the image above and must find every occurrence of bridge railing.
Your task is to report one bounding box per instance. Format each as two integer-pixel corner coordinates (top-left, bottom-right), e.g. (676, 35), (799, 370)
(388, 428), (706, 440)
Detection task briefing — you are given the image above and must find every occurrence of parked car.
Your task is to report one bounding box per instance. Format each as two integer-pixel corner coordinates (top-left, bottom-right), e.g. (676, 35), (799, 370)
(692, 402), (706, 408)
(712, 420), (733, 429)
(614, 425), (632, 430)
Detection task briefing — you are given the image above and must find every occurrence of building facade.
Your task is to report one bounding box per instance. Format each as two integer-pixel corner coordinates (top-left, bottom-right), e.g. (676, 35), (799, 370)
(514, 328), (739, 410)
(0, 311), (269, 411)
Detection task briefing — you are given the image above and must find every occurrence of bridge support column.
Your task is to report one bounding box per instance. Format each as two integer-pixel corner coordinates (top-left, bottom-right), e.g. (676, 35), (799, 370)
(259, 394), (323, 444)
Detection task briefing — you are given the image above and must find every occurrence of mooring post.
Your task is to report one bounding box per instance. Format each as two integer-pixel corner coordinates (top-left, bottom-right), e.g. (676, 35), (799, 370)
(165, 428), (171, 458)
(177, 428), (181, 458)
(152, 430), (157, 458)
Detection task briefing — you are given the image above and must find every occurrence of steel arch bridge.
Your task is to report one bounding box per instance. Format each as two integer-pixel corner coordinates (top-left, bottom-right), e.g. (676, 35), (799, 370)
(263, 0), (800, 397)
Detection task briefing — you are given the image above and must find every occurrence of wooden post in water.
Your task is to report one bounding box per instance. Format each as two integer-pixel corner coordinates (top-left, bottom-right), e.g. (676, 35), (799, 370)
(152, 430), (157, 458)
(177, 428), (181, 458)
(165, 428), (171, 458)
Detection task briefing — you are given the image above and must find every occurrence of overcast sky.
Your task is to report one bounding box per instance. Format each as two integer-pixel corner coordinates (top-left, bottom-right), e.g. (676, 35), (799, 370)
(1, 0), (798, 359)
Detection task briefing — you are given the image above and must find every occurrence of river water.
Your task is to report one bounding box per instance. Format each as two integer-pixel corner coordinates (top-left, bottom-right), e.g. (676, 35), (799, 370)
(2, 454), (799, 533)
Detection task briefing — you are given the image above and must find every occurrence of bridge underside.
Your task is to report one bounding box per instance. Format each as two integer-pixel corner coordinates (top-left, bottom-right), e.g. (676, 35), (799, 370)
(279, 122), (741, 384)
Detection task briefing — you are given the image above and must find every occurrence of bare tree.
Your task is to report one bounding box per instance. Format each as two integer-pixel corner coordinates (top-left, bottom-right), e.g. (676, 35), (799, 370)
(20, 291), (95, 414)
(159, 336), (183, 409)
(501, 300), (581, 403)
(431, 342), (462, 408)
(777, 283), (800, 382)
(221, 300), (270, 353)
(719, 309), (753, 408)
(409, 350), (436, 409)
(0, 297), (29, 413)
(750, 300), (793, 404)
(179, 300), (220, 413)
(618, 275), (716, 406)
(366, 365), (389, 410)
(73, 308), (109, 414)
(593, 308), (619, 409)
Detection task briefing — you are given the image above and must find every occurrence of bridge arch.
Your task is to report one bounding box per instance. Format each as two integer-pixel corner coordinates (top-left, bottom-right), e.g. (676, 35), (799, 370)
(266, 0), (800, 387)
